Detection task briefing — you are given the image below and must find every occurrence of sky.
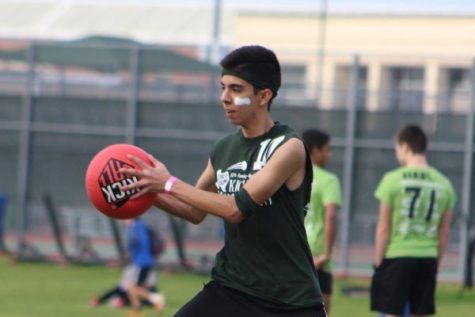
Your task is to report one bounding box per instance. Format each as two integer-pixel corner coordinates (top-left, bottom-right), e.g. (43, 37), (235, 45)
(13, 0), (475, 14)
(80, 0), (475, 14)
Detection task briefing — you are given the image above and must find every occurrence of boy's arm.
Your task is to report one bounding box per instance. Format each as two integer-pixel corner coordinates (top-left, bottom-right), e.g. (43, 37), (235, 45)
(152, 159), (215, 224)
(374, 202), (392, 267)
(313, 203), (338, 269)
(437, 209), (452, 270)
(120, 138), (306, 224)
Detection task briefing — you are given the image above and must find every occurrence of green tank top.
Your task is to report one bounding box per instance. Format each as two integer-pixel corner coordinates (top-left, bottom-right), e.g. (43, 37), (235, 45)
(210, 123), (322, 308)
(375, 166), (457, 258)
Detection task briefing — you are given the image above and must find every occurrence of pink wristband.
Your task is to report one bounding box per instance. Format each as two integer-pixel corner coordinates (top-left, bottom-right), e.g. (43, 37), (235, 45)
(164, 176), (177, 193)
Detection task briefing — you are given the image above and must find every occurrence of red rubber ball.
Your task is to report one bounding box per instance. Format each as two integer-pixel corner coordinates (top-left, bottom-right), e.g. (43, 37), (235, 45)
(85, 143), (154, 219)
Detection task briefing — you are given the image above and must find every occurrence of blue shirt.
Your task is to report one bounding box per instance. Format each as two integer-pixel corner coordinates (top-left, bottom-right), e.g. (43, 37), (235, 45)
(127, 219), (154, 268)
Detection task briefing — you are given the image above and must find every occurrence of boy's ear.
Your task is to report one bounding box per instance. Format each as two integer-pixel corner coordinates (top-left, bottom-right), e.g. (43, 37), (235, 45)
(258, 89), (273, 107)
(399, 142), (413, 157)
(310, 146), (320, 158)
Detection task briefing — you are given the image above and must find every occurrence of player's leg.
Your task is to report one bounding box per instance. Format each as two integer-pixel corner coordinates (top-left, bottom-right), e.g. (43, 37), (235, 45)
(130, 285), (165, 312)
(380, 303), (410, 317)
(91, 264), (135, 307)
(176, 280), (327, 317)
(90, 286), (120, 306)
(408, 258), (437, 317)
(143, 270), (165, 311)
(370, 258), (410, 316)
(127, 266), (152, 315)
(174, 281), (259, 317)
(316, 269), (333, 314)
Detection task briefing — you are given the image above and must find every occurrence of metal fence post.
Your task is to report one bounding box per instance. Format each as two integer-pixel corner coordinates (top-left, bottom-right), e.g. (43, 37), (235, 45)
(208, 0), (222, 65)
(125, 45), (140, 144)
(15, 43), (35, 253)
(338, 54), (360, 274)
(109, 44), (141, 263)
(316, 0), (328, 99)
(459, 58), (475, 284)
(205, 0), (222, 102)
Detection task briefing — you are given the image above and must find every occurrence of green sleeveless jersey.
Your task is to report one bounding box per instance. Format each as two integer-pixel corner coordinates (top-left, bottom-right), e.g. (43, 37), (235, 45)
(375, 166), (456, 258)
(304, 165), (342, 272)
(210, 123), (322, 308)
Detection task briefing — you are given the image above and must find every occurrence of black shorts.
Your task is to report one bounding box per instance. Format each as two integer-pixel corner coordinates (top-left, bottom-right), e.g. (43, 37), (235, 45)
(370, 257), (437, 316)
(174, 280), (327, 317)
(316, 269), (333, 295)
(130, 266), (153, 287)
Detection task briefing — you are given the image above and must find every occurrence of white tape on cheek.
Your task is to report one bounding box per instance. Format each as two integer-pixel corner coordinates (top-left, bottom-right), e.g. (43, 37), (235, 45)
(234, 97), (251, 106)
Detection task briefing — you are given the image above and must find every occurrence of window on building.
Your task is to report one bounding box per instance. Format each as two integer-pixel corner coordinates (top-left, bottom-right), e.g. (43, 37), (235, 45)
(384, 66), (424, 112)
(280, 64), (307, 101)
(333, 65), (367, 108)
(440, 67), (470, 112)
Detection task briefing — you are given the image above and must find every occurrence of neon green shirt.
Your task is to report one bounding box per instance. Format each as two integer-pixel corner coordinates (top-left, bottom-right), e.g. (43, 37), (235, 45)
(375, 166), (456, 258)
(304, 165), (342, 272)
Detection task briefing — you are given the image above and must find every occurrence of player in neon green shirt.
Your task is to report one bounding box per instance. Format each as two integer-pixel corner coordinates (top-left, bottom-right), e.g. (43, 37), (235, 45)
(302, 129), (342, 315)
(370, 125), (456, 317)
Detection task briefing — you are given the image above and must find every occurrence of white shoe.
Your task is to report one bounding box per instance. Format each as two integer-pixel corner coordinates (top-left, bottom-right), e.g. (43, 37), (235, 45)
(149, 293), (165, 313)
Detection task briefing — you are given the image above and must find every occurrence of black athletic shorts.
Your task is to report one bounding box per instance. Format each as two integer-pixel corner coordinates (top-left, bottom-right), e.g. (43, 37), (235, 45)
(174, 280), (327, 317)
(370, 257), (437, 316)
(132, 266), (153, 287)
(316, 269), (333, 295)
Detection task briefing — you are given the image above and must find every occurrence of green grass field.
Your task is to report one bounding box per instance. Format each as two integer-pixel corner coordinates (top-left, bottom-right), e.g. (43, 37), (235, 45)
(0, 256), (473, 317)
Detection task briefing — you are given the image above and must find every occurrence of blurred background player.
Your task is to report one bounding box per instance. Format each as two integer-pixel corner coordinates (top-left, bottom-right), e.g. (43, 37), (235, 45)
(91, 217), (165, 316)
(90, 263), (158, 308)
(301, 129), (342, 315)
(125, 217), (165, 317)
(0, 192), (7, 254)
(370, 125), (456, 317)
(120, 45), (327, 317)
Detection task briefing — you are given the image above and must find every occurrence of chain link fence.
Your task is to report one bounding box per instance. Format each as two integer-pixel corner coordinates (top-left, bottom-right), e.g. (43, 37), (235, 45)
(0, 39), (473, 281)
